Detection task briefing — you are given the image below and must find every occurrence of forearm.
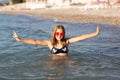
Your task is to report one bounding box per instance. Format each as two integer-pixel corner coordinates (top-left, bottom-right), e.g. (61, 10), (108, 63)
(68, 27), (100, 43)
(15, 37), (48, 46)
(13, 31), (49, 46)
(82, 31), (99, 39)
(16, 37), (37, 45)
(74, 32), (98, 42)
(85, 26), (100, 39)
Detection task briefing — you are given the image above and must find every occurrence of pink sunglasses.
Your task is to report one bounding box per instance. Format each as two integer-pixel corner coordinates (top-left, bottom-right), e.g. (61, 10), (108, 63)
(55, 32), (64, 36)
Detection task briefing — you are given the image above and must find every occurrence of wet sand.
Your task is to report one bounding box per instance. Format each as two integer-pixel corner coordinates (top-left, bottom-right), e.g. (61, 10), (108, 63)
(1, 8), (120, 25)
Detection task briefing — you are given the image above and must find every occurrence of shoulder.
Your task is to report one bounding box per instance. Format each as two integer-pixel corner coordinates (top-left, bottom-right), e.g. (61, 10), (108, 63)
(65, 37), (77, 44)
(65, 38), (70, 45)
(45, 40), (53, 49)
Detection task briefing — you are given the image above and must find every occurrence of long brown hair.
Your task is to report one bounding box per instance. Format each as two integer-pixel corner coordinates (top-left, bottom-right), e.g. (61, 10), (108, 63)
(51, 24), (66, 46)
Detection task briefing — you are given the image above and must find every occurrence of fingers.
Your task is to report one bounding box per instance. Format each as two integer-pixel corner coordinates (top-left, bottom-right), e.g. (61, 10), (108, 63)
(13, 31), (16, 35)
(13, 31), (20, 41)
(13, 31), (17, 35)
(97, 25), (99, 29)
(96, 26), (100, 35)
(13, 31), (18, 38)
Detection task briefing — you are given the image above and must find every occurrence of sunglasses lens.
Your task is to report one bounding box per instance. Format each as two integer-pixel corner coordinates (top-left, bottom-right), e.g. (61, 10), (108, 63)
(60, 33), (64, 36)
(55, 32), (64, 36)
(56, 32), (59, 36)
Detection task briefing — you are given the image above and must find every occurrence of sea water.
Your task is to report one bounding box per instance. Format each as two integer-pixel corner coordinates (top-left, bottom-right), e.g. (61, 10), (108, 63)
(0, 14), (120, 80)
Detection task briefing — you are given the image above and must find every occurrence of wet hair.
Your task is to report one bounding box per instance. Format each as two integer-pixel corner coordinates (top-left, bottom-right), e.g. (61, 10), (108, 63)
(51, 24), (66, 46)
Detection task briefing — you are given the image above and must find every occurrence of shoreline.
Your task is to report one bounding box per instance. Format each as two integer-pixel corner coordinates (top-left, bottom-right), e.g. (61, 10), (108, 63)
(1, 8), (120, 25)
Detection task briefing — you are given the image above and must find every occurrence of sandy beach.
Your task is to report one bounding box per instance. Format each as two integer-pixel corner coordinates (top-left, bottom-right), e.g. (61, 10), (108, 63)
(1, 7), (120, 25)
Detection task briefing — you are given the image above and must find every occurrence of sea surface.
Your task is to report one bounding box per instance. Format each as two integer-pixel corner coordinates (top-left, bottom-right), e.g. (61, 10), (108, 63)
(0, 14), (120, 80)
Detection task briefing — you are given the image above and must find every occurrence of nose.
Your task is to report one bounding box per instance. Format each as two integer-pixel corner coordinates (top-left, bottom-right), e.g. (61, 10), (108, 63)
(58, 34), (61, 37)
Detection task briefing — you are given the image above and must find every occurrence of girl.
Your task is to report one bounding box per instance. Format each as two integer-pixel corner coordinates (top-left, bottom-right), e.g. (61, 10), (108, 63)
(13, 24), (100, 57)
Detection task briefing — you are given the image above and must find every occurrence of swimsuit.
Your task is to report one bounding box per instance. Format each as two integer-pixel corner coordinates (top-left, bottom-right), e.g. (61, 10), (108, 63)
(51, 46), (68, 54)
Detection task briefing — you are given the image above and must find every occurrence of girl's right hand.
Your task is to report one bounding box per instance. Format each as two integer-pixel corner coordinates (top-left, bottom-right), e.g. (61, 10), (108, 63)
(13, 31), (20, 41)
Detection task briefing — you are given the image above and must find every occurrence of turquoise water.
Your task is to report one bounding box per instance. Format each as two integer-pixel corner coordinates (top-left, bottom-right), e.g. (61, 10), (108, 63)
(0, 14), (120, 80)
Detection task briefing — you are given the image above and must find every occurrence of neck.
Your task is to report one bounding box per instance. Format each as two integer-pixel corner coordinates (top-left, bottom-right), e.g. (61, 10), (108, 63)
(57, 40), (62, 44)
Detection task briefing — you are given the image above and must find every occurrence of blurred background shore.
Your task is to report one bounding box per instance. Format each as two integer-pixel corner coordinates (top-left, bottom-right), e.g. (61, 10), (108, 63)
(1, 8), (120, 25)
(0, 0), (120, 25)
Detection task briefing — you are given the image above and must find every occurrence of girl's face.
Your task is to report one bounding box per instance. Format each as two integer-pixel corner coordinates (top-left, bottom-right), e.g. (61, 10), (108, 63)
(55, 29), (64, 41)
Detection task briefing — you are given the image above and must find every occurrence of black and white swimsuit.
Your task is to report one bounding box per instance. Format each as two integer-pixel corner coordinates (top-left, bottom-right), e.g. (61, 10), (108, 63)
(51, 46), (68, 54)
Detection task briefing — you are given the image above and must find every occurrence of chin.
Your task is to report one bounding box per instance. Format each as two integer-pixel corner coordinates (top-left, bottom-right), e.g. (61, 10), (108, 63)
(56, 38), (62, 41)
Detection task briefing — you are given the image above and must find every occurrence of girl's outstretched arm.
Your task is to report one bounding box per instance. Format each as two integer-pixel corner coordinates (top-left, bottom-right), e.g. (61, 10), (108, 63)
(13, 31), (49, 46)
(67, 26), (100, 44)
